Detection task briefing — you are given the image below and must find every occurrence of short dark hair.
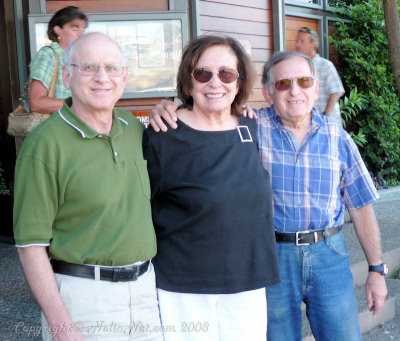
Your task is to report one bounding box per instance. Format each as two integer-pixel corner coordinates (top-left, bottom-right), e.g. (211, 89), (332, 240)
(47, 6), (88, 42)
(177, 35), (256, 115)
(262, 51), (317, 92)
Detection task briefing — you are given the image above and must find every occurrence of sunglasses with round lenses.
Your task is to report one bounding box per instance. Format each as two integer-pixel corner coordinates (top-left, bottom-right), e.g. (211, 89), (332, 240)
(274, 77), (315, 91)
(192, 67), (239, 84)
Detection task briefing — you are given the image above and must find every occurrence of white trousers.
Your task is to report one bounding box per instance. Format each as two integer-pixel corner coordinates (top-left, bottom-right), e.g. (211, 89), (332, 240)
(42, 262), (163, 341)
(157, 288), (267, 341)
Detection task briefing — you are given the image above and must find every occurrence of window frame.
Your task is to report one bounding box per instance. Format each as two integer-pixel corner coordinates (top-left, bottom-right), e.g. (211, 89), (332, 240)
(27, 11), (189, 99)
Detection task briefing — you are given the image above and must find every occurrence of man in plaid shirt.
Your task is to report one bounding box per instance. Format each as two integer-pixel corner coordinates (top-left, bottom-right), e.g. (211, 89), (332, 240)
(259, 51), (387, 340)
(148, 50), (387, 341)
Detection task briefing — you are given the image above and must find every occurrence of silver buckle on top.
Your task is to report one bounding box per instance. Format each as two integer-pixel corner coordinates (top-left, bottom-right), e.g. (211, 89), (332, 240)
(295, 231), (318, 246)
(237, 126), (253, 143)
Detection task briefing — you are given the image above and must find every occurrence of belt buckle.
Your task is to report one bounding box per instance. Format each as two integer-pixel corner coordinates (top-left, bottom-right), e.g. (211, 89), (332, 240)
(133, 265), (140, 281)
(295, 231), (318, 246)
(112, 266), (139, 282)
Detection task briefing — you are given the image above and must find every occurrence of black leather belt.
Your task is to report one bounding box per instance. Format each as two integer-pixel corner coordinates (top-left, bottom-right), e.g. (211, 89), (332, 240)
(50, 259), (150, 282)
(275, 226), (342, 246)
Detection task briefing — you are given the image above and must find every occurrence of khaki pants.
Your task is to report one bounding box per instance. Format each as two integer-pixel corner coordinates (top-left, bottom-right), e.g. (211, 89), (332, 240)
(42, 262), (163, 340)
(158, 288), (267, 341)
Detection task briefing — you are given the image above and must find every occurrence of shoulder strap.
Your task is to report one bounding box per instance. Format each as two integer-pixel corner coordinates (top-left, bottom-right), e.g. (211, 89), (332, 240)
(46, 46), (59, 98)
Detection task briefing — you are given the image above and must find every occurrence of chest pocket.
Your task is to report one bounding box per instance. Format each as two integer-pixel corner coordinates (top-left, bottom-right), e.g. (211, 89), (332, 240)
(134, 159), (151, 200)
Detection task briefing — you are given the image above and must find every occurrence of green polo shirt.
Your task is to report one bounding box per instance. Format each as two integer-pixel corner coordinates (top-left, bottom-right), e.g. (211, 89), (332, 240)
(13, 98), (157, 266)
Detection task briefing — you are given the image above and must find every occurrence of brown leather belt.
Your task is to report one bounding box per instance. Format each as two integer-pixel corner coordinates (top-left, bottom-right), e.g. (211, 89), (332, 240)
(275, 226), (342, 246)
(50, 259), (150, 282)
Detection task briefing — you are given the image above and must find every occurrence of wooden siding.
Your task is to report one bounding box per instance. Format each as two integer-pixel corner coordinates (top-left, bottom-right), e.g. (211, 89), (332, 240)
(285, 15), (318, 52)
(198, 0), (274, 109)
(46, 0), (168, 13)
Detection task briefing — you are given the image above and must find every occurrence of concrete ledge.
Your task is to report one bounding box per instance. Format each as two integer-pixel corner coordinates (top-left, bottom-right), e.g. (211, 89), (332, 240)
(376, 186), (400, 203)
(352, 247), (400, 287)
(358, 279), (400, 334)
(302, 279), (400, 340)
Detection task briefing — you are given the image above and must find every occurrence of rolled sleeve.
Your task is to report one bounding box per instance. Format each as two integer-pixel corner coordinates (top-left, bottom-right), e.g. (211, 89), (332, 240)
(341, 136), (378, 210)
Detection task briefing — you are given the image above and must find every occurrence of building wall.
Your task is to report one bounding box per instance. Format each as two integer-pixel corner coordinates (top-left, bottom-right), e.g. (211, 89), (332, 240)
(198, 0), (274, 109)
(45, 0), (168, 13)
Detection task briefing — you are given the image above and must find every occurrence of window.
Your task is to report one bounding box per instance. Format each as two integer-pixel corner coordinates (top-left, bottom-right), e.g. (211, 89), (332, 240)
(28, 12), (188, 98)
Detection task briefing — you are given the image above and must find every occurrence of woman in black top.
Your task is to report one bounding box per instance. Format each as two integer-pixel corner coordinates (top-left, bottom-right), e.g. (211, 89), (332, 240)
(143, 35), (280, 341)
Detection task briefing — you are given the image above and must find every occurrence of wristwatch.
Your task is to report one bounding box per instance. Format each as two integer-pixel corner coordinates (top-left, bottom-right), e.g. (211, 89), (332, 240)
(368, 263), (389, 276)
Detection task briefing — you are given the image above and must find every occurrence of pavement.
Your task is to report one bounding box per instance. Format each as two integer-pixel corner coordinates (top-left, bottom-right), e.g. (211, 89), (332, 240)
(0, 240), (41, 340)
(0, 186), (400, 340)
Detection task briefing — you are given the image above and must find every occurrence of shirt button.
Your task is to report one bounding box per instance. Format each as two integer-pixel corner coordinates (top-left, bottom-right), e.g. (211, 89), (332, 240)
(297, 179), (301, 183)
(114, 152), (118, 157)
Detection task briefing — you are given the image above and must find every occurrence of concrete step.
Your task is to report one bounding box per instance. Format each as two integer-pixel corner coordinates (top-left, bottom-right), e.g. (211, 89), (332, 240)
(351, 246), (400, 288)
(358, 279), (400, 335)
(301, 187), (400, 340)
(302, 279), (400, 340)
(343, 193), (400, 287)
(362, 315), (400, 341)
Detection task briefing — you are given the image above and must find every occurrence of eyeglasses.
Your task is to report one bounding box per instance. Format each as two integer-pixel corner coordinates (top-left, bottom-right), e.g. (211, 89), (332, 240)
(274, 77), (315, 91)
(70, 63), (125, 77)
(191, 67), (239, 84)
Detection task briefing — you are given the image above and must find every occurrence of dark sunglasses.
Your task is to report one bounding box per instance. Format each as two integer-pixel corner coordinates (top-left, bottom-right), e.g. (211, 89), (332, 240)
(192, 67), (239, 84)
(274, 77), (315, 91)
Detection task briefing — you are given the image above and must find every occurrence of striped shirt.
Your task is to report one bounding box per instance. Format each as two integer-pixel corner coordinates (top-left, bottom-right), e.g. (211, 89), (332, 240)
(256, 106), (378, 232)
(313, 54), (344, 124)
(29, 42), (71, 101)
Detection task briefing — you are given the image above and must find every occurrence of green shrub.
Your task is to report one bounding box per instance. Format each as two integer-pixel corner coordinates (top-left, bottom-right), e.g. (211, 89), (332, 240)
(340, 87), (367, 147)
(330, 0), (400, 185)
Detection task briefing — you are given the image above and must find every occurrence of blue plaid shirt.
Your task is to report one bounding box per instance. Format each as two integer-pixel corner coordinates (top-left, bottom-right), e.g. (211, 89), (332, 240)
(256, 106), (378, 232)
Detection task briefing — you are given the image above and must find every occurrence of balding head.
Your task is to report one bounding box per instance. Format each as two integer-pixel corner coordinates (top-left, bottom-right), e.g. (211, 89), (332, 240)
(62, 32), (128, 119)
(63, 32), (125, 75)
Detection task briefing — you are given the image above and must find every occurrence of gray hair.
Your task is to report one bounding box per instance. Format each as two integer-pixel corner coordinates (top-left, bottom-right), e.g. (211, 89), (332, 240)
(63, 32), (126, 76)
(298, 26), (319, 50)
(261, 51), (317, 92)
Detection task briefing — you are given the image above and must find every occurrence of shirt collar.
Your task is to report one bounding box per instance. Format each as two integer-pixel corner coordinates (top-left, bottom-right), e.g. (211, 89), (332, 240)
(58, 97), (128, 139)
(52, 41), (64, 55)
(270, 105), (323, 131)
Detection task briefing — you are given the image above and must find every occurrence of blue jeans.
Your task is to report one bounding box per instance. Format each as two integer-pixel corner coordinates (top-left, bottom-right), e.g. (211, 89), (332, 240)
(266, 231), (361, 341)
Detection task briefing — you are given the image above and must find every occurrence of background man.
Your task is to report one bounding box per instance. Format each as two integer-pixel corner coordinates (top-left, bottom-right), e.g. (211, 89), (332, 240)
(13, 33), (162, 340)
(148, 50), (387, 341)
(296, 26), (345, 125)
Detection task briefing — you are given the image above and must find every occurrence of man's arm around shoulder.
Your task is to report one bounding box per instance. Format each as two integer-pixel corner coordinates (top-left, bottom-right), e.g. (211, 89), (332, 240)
(18, 246), (85, 340)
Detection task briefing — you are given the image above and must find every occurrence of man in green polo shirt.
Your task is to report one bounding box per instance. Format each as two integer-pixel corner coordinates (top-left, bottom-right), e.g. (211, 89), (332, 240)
(13, 32), (162, 340)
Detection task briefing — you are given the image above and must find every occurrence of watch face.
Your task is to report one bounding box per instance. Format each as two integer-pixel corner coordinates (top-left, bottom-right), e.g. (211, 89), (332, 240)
(383, 264), (389, 275)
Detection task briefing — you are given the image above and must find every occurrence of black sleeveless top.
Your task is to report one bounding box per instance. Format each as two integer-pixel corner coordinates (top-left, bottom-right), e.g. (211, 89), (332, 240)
(143, 116), (280, 294)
